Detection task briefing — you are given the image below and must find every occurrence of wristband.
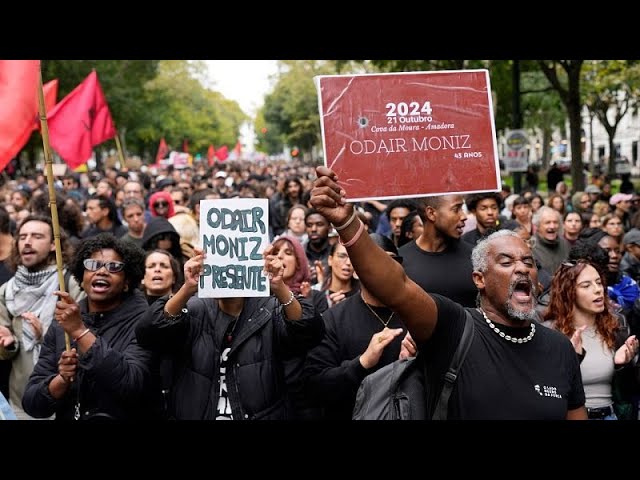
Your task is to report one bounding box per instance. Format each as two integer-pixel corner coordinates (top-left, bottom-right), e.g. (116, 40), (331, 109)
(339, 219), (365, 248)
(333, 208), (357, 232)
(74, 328), (91, 342)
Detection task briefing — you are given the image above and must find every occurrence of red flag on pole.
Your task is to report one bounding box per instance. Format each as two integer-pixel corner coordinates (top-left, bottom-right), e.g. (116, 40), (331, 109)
(0, 60), (40, 173)
(233, 140), (242, 158)
(156, 137), (168, 165)
(215, 145), (229, 162)
(47, 70), (116, 169)
(207, 144), (215, 166)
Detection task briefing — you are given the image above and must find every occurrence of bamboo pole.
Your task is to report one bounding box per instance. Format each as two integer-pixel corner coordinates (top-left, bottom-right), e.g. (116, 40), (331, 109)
(114, 128), (126, 168)
(36, 67), (70, 351)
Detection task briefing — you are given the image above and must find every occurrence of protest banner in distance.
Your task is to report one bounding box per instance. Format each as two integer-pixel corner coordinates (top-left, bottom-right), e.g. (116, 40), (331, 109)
(315, 70), (500, 201)
(199, 198), (269, 298)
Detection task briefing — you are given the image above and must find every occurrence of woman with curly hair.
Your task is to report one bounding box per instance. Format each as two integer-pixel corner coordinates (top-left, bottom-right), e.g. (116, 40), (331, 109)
(22, 233), (163, 421)
(543, 256), (639, 420)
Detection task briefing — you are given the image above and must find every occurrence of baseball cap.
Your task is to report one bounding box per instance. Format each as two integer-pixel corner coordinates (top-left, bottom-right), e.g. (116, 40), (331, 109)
(624, 228), (640, 246)
(585, 185), (601, 194)
(215, 171), (227, 179)
(610, 193), (633, 206)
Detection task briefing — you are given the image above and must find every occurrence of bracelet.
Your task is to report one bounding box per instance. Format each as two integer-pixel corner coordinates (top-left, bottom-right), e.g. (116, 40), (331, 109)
(281, 291), (295, 307)
(340, 219), (365, 248)
(164, 307), (188, 321)
(333, 208), (357, 232)
(74, 328), (91, 342)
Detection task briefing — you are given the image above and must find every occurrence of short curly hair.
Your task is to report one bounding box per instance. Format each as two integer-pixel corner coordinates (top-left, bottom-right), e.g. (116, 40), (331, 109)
(70, 233), (146, 293)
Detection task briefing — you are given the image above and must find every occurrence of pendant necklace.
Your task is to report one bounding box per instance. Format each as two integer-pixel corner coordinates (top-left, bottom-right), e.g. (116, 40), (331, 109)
(362, 296), (395, 328)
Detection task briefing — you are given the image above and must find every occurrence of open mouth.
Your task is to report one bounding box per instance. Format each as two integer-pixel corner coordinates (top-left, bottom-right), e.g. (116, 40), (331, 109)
(91, 279), (111, 293)
(511, 279), (532, 302)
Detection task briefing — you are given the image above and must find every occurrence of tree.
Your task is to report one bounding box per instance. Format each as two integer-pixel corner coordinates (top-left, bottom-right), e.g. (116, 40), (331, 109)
(582, 60), (640, 177)
(538, 60), (585, 191)
(261, 61), (336, 162)
(139, 61), (246, 161)
(520, 65), (565, 171)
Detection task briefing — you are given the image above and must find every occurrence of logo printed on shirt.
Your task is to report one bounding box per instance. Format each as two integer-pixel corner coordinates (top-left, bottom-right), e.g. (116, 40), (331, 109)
(534, 384), (562, 399)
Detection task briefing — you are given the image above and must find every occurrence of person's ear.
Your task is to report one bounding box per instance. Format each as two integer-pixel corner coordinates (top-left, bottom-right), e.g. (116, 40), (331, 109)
(472, 271), (485, 290)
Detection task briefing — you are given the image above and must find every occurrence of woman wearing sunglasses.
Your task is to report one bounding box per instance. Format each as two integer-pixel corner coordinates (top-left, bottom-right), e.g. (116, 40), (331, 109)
(22, 233), (163, 421)
(148, 191), (175, 220)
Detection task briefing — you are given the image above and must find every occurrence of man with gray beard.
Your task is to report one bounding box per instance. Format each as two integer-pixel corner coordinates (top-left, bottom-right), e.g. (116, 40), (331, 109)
(311, 166), (586, 419)
(532, 206), (570, 275)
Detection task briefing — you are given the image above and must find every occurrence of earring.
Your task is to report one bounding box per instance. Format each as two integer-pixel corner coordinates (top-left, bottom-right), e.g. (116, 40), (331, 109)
(124, 284), (129, 292)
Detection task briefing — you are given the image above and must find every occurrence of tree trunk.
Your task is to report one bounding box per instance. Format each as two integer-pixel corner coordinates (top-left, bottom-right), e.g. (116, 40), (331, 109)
(542, 127), (551, 170)
(589, 110), (595, 170)
(567, 66), (585, 192)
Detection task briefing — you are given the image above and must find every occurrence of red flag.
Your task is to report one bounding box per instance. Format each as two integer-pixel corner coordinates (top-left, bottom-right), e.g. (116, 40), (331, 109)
(207, 144), (215, 166)
(47, 70), (116, 169)
(33, 79), (59, 131)
(215, 145), (229, 162)
(0, 60), (40, 173)
(233, 140), (242, 158)
(156, 137), (168, 165)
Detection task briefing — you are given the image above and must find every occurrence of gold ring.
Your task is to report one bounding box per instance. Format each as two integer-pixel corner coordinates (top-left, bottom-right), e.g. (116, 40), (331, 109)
(378, 336), (384, 343)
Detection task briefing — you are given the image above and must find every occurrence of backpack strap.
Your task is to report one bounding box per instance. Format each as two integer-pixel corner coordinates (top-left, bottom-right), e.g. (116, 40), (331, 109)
(431, 309), (475, 420)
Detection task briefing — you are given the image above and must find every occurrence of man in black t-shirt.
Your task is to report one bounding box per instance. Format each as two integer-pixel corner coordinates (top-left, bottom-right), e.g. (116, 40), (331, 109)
(311, 166), (587, 420)
(400, 194), (476, 307)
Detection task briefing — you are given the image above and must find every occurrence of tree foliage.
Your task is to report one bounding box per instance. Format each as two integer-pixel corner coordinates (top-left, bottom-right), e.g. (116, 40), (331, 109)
(26, 60), (246, 166)
(582, 60), (640, 176)
(260, 61), (336, 159)
(139, 61), (246, 159)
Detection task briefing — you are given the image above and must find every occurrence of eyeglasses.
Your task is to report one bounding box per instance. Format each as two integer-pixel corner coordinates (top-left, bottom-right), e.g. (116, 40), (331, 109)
(334, 252), (350, 261)
(154, 201), (168, 208)
(83, 259), (126, 273)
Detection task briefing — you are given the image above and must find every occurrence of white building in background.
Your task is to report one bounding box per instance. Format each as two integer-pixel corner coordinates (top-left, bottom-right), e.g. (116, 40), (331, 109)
(497, 105), (640, 173)
(584, 108), (640, 167)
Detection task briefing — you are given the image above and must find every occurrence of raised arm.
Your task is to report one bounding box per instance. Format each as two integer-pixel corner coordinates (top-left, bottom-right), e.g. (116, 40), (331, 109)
(310, 166), (438, 343)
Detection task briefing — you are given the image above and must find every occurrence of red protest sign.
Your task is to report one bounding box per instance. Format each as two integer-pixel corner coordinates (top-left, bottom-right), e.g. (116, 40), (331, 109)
(316, 70), (500, 201)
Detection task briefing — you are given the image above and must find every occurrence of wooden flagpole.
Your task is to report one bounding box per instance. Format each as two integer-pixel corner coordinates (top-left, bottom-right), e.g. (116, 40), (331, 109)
(114, 128), (126, 168)
(36, 65), (70, 351)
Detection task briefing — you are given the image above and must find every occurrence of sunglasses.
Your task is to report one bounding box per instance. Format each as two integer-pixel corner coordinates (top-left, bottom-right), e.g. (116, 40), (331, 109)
(83, 259), (126, 273)
(154, 201), (169, 208)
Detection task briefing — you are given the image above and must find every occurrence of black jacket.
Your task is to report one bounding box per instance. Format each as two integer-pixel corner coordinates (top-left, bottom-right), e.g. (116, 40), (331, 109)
(135, 294), (324, 420)
(22, 290), (162, 420)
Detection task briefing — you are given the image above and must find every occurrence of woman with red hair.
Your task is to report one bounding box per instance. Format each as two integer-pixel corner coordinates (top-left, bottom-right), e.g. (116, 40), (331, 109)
(148, 191), (175, 219)
(543, 259), (639, 419)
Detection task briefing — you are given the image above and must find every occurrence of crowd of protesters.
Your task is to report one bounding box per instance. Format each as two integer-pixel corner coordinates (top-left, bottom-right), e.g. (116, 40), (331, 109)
(0, 157), (639, 420)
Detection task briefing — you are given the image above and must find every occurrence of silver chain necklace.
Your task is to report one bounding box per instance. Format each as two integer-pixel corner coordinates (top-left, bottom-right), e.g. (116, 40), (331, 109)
(478, 308), (535, 344)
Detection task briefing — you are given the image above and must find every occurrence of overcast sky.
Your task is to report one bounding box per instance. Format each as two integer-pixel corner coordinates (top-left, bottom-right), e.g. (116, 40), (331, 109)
(204, 60), (279, 117)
